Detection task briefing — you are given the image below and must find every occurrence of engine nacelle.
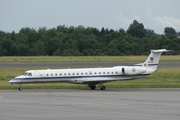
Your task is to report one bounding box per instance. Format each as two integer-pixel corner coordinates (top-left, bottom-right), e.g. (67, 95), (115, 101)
(122, 67), (146, 75)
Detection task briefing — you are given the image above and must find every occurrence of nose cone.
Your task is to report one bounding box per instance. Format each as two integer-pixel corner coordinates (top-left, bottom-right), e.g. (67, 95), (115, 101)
(9, 76), (23, 85)
(9, 76), (21, 84)
(9, 79), (15, 85)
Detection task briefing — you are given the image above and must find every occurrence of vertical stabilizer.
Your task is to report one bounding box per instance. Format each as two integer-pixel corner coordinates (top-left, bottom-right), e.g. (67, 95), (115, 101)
(134, 49), (171, 69)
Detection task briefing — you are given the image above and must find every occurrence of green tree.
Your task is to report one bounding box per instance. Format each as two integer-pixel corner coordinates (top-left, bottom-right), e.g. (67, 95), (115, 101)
(1, 38), (16, 55)
(11, 31), (16, 42)
(46, 37), (63, 55)
(17, 44), (30, 56)
(32, 40), (45, 55)
(0, 23), (179, 56)
(127, 20), (146, 38)
(164, 27), (176, 36)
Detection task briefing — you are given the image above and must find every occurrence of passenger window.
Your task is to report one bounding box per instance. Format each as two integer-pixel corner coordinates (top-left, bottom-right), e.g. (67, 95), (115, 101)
(81, 73), (83, 75)
(47, 74), (48, 76)
(116, 72), (118, 74)
(51, 74), (53, 76)
(112, 72), (113, 74)
(55, 73), (57, 76)
(64, 73), (66, 75)
(60, 73), (62, 76)
(69, 73), (71, 75)
(103, 72), (105, 74)
(107, 72), (109, 74)
(99, 72), (101, 74)
(77, 73), (79, 75)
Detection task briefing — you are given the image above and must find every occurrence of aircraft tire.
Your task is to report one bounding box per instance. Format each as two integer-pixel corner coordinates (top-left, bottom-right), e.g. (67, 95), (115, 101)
(90, 85), (96, 90)
(100, 85), (106, 90)
(19, 87), (23, 91)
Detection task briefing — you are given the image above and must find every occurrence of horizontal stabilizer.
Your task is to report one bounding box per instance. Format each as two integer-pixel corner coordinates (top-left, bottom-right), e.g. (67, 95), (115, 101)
(150, 49), (172, 53)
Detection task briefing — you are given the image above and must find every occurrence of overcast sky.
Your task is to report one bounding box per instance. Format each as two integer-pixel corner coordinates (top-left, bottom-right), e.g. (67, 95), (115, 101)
(1, 0), (180, 34)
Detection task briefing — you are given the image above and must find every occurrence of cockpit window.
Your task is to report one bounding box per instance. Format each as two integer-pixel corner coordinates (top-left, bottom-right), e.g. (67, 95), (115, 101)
(22, 72), (28, 76)
(22, 72), (32, 76)
(28, 73), (32, 76)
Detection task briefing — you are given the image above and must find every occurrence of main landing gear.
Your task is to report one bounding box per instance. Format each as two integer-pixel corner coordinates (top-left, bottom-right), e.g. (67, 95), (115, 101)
(89, 83), (106, 90)
(100, 85), (106, 90)
(18, 85), (23, 91)
(89, 85), (96, 90)
(99, 82), (106, 90)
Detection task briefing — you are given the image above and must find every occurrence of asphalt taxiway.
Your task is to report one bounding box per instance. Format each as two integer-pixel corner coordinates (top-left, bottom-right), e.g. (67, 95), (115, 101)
(0, 89), (180, 120)
(0, 62), (179, 68)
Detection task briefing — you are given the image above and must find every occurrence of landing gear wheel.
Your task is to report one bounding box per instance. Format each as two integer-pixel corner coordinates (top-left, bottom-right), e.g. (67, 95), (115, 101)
(19, 87), (23, 91)
(100, 85), (106, 90)
(90, 85), (96, 90)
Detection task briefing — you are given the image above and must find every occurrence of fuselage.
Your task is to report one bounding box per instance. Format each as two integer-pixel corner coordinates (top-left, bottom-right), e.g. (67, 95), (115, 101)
(9, 66), (155, 85)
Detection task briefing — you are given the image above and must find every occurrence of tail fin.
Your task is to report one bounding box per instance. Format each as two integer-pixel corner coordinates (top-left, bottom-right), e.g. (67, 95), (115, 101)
(134, 49), (171, 69)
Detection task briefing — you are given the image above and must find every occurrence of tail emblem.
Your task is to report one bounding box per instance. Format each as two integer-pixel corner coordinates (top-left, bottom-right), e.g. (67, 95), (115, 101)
(150, 57), (154, 63)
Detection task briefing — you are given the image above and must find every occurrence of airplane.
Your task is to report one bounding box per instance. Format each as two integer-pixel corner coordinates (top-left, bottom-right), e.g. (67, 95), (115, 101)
(9, 49), (171, 91)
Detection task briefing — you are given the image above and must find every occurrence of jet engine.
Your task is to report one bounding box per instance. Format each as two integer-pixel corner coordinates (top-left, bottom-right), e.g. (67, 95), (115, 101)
(122, 67), (146, 75)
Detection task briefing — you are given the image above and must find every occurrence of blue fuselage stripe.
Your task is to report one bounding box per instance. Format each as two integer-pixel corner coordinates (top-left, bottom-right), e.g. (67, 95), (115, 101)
(13, 74), (150, 81)
(133, 64), (158, 66)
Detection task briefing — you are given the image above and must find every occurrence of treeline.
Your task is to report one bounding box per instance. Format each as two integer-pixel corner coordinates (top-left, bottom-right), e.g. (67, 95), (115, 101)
(0, 20), (180, 56)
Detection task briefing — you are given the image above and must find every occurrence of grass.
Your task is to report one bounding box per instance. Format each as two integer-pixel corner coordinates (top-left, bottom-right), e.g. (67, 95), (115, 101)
(0, 55), (180, 62)
(0, 55), (179, 89)
(106, 67), (180, 88)
(0, 67), (180, 89)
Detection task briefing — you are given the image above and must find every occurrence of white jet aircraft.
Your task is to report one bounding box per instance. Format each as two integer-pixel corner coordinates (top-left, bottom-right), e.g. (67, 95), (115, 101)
(9, 49), (170, 91)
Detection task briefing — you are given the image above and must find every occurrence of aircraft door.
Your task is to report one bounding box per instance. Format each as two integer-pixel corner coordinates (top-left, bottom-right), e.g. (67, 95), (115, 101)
(34, 70), (40, 82)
